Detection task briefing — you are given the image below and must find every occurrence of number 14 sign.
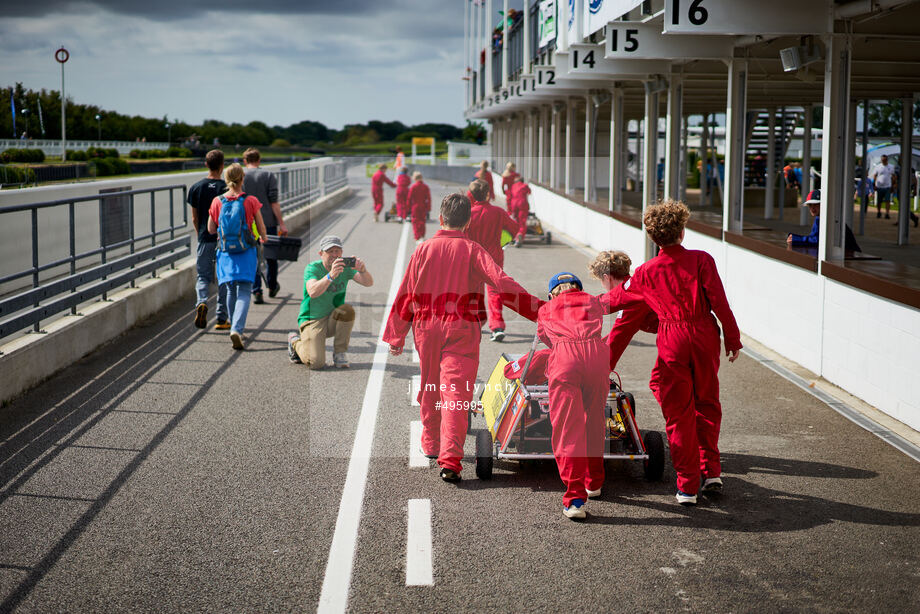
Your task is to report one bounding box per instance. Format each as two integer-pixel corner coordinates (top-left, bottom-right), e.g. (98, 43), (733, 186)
(663, 0), (829, 35)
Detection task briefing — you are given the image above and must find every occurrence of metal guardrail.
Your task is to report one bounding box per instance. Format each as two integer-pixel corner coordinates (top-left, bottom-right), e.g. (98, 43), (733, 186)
(0, 184), (189, 340)
(274, 159), (347, 215)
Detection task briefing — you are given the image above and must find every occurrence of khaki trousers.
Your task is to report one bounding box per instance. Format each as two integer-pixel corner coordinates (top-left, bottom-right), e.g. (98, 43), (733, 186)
(294, 304), (355, 369)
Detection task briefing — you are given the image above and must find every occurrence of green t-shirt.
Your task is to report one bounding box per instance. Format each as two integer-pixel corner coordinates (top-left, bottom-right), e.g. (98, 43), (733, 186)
(298, 260), (358, 324)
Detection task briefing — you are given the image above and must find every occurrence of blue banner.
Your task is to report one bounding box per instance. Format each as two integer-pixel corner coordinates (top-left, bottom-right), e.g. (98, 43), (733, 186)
(10, 93), (16, 138)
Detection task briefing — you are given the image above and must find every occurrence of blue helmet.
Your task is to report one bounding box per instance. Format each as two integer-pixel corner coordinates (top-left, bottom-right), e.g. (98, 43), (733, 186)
(548, 272), (583, 294)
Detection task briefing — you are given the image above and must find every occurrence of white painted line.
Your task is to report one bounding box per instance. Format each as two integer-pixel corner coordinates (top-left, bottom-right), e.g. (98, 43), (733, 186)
(413, 347), (420, 363)
(409, 420), (428, 468)
(410, 375), (421, 406)
(317, 221), (411, 614)
(742, 346), (920, 463)
(406, 499), (434, 586)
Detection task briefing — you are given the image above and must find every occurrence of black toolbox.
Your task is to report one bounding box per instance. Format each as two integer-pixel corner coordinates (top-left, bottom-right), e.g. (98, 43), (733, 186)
(262, 235), (302, 261)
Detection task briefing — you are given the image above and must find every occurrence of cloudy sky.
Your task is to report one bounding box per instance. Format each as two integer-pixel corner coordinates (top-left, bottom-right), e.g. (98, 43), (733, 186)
(0, 0), (469, 129)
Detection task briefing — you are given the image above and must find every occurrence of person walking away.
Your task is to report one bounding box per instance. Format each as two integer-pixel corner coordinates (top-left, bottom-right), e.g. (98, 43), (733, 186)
(508, 175), (532, 245)
(601, 200), (741, 506)
(188, 149), (229, 330)
(501, 161), (519, 211)
(288, 235), (374, 369)
(870, 154), (896, 219)
(395, 166), (411, 221)
(371, 164), (396, 222)
(465, 179), (519, 342)
(207, 163), (267, 350)
(242, 148), (287, 303)
(384, 193), (543, 483)
(394, 146), (405, 171)
(537, 272), (610, 520)
(408, 171), (432, 244)
(474, 160), (495, 201)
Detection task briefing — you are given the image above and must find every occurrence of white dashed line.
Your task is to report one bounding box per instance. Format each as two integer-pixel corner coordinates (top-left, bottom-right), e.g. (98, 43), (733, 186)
(406, 499), (434, 586)
(409, 420), (429, 468)
(410, 375), (421, 406)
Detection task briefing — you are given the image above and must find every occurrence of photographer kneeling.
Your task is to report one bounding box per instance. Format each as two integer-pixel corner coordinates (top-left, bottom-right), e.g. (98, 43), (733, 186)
(288, 235), (374, 369)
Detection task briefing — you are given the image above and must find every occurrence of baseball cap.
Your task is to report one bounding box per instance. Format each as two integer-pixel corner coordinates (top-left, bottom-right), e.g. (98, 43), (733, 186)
(548, 272), (583, 294)
(803, 189), (821, 206)
(319, 235), (343, 251)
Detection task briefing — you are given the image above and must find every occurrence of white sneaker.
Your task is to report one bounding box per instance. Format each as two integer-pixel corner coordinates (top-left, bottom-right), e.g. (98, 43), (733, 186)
(702, 477), (723, 495)
(586, 488), (602, 499)
(333, 352), (350, 368)
(676, 490), (697, 506)
(563, 499), (586, 519)
(229, 331), (244, 350)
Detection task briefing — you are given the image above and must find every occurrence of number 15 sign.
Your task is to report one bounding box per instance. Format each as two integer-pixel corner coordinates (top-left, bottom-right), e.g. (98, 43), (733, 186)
(663, 0), (829, 36)
(606, 22), (733, 60)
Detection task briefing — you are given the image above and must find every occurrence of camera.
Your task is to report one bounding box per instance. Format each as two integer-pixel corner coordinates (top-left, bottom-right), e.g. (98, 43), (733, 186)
(342, 256), (357, 268)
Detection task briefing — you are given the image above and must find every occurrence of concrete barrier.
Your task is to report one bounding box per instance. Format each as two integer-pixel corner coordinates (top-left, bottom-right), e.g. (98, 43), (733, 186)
(0, 185), (353, 406)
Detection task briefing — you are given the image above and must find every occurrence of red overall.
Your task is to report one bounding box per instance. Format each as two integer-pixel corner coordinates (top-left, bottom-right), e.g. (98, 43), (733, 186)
(383, 230), (543, 474)
(475, 169), (495, 201)
(604, 286), (662, 402)
(395, 173), (411, 219)
(465, 200), (520, 331)
(537, 290), (610, 507)
(408, 180), (431, 240)
(601, 245), (742, 495)
(501, 171), (519, 208)
(508, 182), (531, 238)
(371, 169), (396, 214)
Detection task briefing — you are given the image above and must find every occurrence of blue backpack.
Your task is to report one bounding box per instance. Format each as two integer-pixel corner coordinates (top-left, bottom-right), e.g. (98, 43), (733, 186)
(217, 194), (256, 254)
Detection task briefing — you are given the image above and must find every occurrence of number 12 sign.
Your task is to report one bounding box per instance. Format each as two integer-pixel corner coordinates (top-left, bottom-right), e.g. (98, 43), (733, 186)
(664, 0), (829, 36)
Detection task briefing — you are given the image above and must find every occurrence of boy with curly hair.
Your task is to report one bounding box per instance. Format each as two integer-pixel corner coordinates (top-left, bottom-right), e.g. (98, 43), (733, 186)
(601, 201), (741, 506)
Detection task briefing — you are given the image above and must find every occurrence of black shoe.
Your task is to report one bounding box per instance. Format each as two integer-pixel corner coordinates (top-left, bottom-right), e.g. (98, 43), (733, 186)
(269, 282), (280, 298)
(440, 468), (461, 483)
(425, 454), (438, 460)
(885, 213), (891, 219)
(490, 329), (505, 343)
(215, 319), (230, 330)
(877, 210), (882, 218)
(253, 291), (264, 304)
(194, 303), (207, 329)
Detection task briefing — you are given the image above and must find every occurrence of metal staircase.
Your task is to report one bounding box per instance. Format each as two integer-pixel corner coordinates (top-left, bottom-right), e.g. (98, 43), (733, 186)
(744, 108), (801, 186)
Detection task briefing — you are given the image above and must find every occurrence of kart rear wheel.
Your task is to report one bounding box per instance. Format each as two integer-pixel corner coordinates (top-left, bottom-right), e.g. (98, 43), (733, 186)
(643, 431), (665, 481)
(544, 232), (552, 244)
(475, 429), (494, 480)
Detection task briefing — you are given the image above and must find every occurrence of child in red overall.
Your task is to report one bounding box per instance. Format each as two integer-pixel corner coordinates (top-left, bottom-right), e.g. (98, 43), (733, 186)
(501, 161), (519, 212)
(601, 200), (741, 506)
(507, 176), (531, 245)
(474, 160), (495, 201)
(408, 171), (431, 244)
(384, 193), (543, 483)
(371, 164), (396, 222)
(538, 272), (610, 520)
(464, 180), (520, 343)
(589, 251), (662, 401)
(395, 167), (411, 221)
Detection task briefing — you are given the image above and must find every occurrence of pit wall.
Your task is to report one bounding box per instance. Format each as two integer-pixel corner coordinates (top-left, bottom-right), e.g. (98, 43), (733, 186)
(516, 175), (919, 432)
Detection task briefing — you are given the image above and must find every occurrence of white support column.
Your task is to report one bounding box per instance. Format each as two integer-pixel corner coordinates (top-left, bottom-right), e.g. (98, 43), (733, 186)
(538, 106), (546, 183)
(818, 33), (852, 264)
(610, 88), (624, 212)
(898, 96), (913, 245)
(464, 0), (470, 109)
(664, 74), (682, 201)
(700, 113), (709, 208)
(528, 109), (536, 179)
(723, 59), (748, 233)
(472, 0), (480, 103)
(550, 106), (558, 188)
(802, 104), (813, 225)
(565, 99), (575, 195)
(844, 100), (857, 232)
(643, 85), (659, 260)
(584, 94), (595, 203)
(859, 99), (869, 235)
(680, 115), (689, 202)
(765, 108), (776, 219)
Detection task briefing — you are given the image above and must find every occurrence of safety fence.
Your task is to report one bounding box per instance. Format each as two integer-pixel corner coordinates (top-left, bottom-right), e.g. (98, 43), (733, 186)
(0, 185), (189, 340)
(0, 139), (170, 157)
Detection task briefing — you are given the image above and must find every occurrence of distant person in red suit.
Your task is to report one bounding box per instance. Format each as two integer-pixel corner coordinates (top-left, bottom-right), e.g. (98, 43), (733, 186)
(408, 171), (432, 244)
(371, 164), (396, 222)
(395, 167), (411, 221)
(474, 160), (495, 201)
(507, 175), (531, 245)
(501, 161), (519, 211)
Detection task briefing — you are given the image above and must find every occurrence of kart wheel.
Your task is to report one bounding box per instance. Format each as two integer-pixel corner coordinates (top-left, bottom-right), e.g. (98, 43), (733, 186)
(545, 232), (552, 245)
(384, 212), (390, 222)
(475, 429), (494, 480)
(643, 431), (665, 481)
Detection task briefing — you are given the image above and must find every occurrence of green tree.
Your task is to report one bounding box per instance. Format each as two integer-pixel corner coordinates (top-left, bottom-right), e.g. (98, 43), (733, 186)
(866, 99), (920, 137)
